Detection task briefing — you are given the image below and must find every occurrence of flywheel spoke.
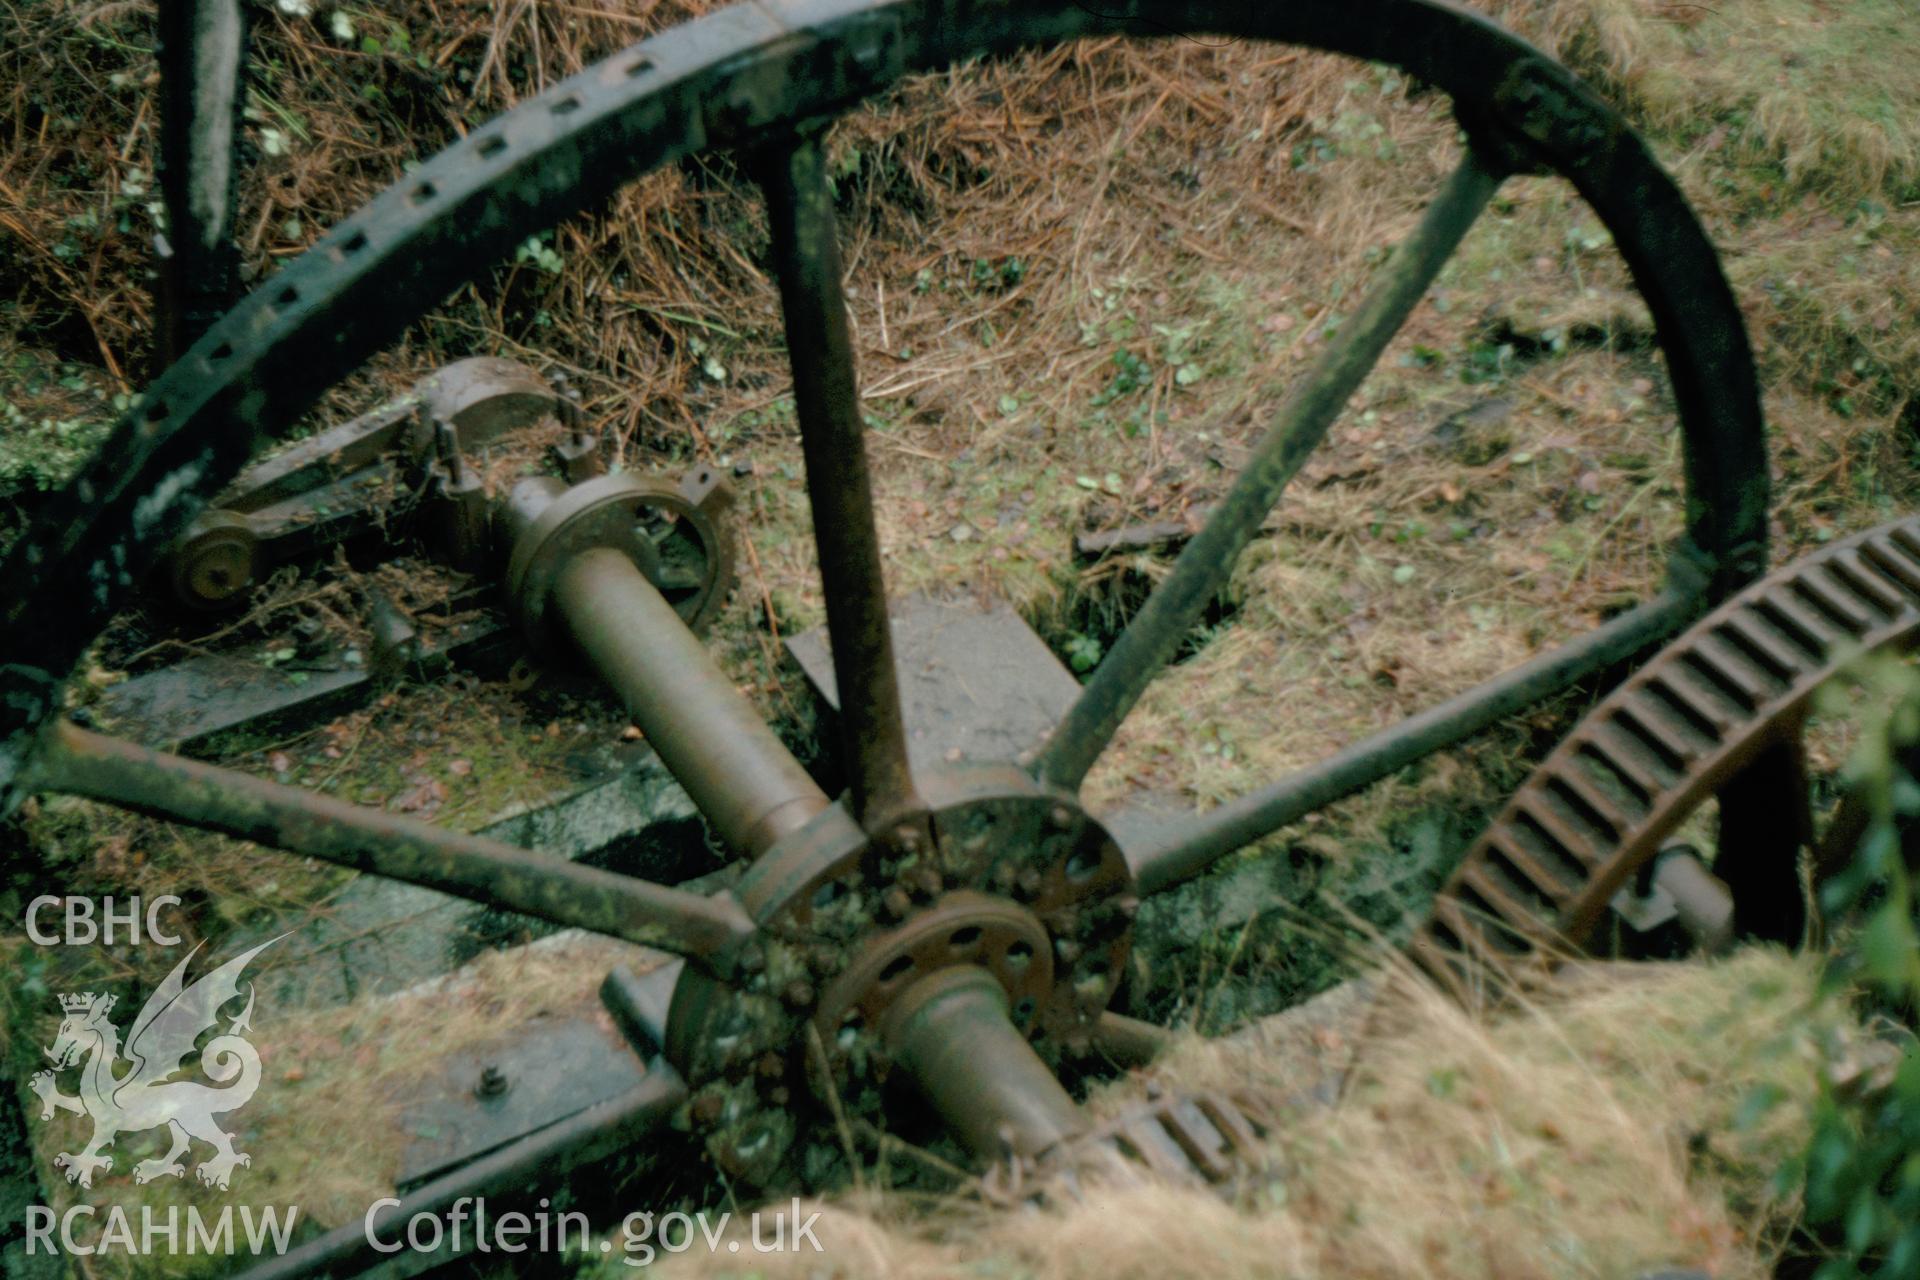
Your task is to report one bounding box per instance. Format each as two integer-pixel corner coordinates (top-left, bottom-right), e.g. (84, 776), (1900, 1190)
(28, 722), (757, 968)
(1125, 590), (1693, 895)
(758, 133), (922, 833)
(1033, 149), (1508, 793)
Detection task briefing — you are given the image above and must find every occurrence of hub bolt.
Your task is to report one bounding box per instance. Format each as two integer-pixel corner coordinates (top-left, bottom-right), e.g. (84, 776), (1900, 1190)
(476, 1064), (510, 1098)
(881, 887), (914, 921)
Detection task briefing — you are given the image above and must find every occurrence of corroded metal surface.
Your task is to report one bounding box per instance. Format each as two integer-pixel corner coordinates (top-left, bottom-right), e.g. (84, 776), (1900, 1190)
(1416, 515), (1920, 996)
(0, 0), (1768, 811)
(786, 593), (1083, 775)
(159, 358), (567, 609)
(760, 133), (924, 838)
(981, 1086), (1272, 1204)
(0, 0), (1791, 1229)
(28, 721), (757, 966)
(663, 767), (1136, 1182)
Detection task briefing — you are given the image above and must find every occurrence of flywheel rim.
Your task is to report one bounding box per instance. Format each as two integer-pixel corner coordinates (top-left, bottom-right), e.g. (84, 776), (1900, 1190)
(0, 0), (1766, 773)
(0, 0), (1782, 1219)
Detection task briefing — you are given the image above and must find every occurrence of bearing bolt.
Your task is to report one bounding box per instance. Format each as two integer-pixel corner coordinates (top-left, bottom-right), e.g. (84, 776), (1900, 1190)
(881, 887), (913, 921)
(476, 1064), (510, 1098)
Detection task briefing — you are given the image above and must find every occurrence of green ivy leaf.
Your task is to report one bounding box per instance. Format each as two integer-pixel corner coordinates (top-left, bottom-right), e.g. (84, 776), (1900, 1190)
(1860, 902), (1915, 990)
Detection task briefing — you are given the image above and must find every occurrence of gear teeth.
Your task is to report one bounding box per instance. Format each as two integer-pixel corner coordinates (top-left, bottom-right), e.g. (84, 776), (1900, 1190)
(1417, 514), (1920, 997)
(1454, 864), (1554, 951)
(1552, 763), (1636, 833)
(1714, 612), (1803, 683)
(1793, 572), (1874, 635)
(1584, 720), (1677, 795)
(1517, 796), (1606, 871)
(1762, 589), (1842, 655)
(1887, 525), (1920, 565)
(996, 1090), (1271, 1205)
(1684, 639), (1770, 710)
(1827, 551), (1905, 616)
(1859, 540), (1920, 598)
(1482, 840), (1574, 909)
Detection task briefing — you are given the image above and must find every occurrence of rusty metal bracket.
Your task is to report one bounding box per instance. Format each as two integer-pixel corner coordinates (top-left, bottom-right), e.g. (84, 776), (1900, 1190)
(160, 357), (575, 609)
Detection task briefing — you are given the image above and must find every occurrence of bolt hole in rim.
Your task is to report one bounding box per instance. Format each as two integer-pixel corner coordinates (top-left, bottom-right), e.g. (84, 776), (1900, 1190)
(0, 0), (1781, 1232)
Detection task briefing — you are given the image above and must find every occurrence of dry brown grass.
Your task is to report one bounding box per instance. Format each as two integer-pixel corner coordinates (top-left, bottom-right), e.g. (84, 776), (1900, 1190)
(4, 2), (1913, 805)
(1, 2), (1914, 1270)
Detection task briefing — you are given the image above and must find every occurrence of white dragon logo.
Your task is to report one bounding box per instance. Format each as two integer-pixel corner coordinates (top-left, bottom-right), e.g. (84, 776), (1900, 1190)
(28, 938), (279, 1191)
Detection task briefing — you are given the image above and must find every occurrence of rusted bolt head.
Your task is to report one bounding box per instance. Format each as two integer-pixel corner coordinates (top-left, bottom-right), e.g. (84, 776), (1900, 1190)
(476, 1064), (510, 1098)
(781, 979), (815, 1009)
(891, 824), (924, 855)
(1015, 867), (1043, 897)
(881, 887), (914, 921)
(908, 865), (943, 897)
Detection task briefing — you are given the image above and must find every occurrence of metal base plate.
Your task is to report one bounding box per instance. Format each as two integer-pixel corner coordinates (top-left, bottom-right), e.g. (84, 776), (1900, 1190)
(786, 594), (1080, 774)
(395, 1009), (654, 1189)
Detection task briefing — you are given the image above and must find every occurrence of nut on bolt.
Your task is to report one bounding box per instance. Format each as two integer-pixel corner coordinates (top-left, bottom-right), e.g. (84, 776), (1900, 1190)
(475, 1064), (510, 1098)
